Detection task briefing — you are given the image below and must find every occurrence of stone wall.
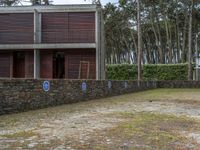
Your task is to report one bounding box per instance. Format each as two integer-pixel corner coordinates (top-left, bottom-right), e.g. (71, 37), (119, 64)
(0, 79), (157, 115)
(157, 81), (200, 88)
(2, 79), (200, 115)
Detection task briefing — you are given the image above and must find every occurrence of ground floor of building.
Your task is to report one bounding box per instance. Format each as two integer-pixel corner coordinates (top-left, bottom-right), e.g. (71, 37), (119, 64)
(0, 49), (96, 79)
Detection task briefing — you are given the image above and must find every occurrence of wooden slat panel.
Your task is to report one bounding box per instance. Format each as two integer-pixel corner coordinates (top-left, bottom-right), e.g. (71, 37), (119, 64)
(0, 52), (10, 78)
(40, 51), (53, 78)
(65, 49), (96, 79)
(68, 12), (95, 29)
(67, 55), (81, 79)
(0, 13), (34, 44)
(42, 12), (95, 43)
(68, 30), (95, 43)
(42, 13), (68, 43)
(25, 51), (34, 78)
(68, 12), (95, 43)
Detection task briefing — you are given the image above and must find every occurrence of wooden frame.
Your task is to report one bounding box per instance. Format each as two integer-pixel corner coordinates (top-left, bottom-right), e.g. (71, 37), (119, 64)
(78, 61), (90, 79)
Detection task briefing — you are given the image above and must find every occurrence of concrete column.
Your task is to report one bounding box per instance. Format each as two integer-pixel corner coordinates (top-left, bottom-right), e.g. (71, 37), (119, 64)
(198, 70), (200, 81)
(34, 9), (41, 79)
(34, 50), (40, 79)
(95, 9), (100, 80)
(10, 51), (13, 78)
(196, 69), (200, 81)
(100, 9), (105, 79)
(96, 6), (105, 80)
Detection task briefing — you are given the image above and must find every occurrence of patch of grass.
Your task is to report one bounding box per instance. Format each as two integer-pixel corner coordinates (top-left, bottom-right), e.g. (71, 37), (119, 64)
(2, 130), (37, 139)
(69, 112), (200, 150)
(129, 88), (200, 102)
(5, 137), (64, 150)
(114, 112), (200, 149)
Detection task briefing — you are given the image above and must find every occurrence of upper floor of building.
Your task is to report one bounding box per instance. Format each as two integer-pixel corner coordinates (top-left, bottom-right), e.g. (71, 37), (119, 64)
(0, 4), (103, 47)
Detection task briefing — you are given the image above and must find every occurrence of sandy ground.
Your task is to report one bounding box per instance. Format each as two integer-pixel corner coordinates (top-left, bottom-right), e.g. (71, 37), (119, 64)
(1, 88), (200, 149)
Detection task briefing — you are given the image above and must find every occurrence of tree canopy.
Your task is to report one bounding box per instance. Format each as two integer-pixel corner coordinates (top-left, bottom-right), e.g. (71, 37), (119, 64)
(104, 0), (200, 64)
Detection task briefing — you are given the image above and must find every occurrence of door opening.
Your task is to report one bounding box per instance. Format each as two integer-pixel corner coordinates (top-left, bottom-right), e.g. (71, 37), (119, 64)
(53, 52), (65, 79)
(13, 51), (25, 78)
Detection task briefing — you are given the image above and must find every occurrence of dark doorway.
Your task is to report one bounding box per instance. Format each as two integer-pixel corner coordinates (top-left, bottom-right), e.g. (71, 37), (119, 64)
(53, 52), (65, 78)
(13, 51), (25, 78)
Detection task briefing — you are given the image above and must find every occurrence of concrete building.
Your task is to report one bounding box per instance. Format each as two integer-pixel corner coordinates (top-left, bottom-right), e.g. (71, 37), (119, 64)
(0, 4), (105, 79)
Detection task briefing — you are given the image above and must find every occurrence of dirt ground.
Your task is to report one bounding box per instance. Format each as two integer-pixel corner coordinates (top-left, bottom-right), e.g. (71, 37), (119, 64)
(1, 88), (200, 150)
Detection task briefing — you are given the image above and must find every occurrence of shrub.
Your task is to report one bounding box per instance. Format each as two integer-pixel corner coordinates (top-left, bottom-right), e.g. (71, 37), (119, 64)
(143, 64), (188, 80)
(106, 64), (137, 80)
(106, 64), (189, 80)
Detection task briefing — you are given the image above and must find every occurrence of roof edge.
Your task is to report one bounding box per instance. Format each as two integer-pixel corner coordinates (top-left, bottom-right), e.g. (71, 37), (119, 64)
(0, 4), (100, 13)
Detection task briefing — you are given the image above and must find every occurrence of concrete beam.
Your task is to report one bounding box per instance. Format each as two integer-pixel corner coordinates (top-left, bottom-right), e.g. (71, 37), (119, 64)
(0, 5), (97, 13)
(0, 43), (96, 50)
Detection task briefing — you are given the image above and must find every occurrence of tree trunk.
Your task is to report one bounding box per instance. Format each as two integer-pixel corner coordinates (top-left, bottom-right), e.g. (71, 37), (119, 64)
(130, 29), (138, 63)
(182, 15), (188, 63)
(175, 14), (181, 63)
(188, 2), (193, 80)
(150, 10), (163, 64)
(137, 0), (142, 81)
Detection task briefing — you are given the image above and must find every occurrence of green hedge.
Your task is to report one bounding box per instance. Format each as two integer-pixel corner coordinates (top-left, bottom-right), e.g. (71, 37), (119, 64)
(106, 64), (137, 80)
(106, 64), (189, 80)
(143, 64), (188, 80)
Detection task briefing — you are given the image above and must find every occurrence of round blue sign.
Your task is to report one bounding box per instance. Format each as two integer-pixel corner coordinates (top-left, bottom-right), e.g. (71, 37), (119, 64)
(43, 81), (50, 92)
(81, 82), (87, 92)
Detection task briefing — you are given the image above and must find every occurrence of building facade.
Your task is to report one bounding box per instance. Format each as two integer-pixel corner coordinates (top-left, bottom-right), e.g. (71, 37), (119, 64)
(0, 5), (105, 79)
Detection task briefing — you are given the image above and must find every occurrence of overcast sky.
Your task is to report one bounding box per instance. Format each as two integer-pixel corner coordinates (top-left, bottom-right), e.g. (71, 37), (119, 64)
(22, 0), (118, 7)
(52, 0), (118, 5)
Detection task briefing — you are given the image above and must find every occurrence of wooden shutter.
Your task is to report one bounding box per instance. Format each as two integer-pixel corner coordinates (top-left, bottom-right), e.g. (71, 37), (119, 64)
(40, 51), (53, 78)
(42, 13), (68, 43)
(42, 12), (95, 43)
(0, 52), (10, 78)
(68, 12), (95, 43)
(25, 51), (34, 78)
(0, 13), (34, 44)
